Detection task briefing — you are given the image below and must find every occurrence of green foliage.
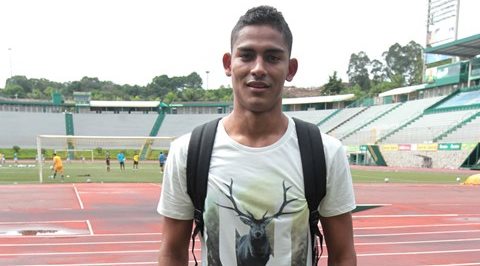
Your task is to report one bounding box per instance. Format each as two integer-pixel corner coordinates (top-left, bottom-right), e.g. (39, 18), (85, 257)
(12, 145), (20, 154)
(322, 71), (345, 96)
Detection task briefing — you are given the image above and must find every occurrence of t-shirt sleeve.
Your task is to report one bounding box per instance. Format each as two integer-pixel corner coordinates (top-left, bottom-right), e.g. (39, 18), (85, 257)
(157, 134), (195, 220)
(318, 134), (356, 217)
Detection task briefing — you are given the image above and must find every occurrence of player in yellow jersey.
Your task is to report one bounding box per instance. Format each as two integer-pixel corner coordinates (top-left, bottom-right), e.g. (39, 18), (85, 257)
(52, 153), (65, 180)
(133, 154), (139, 169)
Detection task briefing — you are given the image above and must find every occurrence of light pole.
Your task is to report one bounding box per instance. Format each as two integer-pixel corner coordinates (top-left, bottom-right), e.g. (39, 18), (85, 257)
(205, 70), (210, 90)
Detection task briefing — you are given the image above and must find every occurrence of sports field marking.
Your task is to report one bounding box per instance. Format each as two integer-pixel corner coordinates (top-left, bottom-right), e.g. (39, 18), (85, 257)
(0, 240), (161, 247)
(18, 263), (157, 266)
(73, 184), (84, 209)
(0, 220), (88, 225)
(355, 222), (480, 230)
(0, 249), (159, 256)
(86, 220), (94, 235)
(356, 237), (480, 245)
(356, 229), (480, 237)
(421, 263), (480, 266)
(354, 214), (458, 218)
(0, 220), (91, 236)
(357, 248), (480, 256)
(17, 263), (157, 266)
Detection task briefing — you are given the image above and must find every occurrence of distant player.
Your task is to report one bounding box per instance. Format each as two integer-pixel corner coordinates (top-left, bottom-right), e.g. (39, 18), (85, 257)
(158, 152), (166, 172)
(133, 154), (139, 169)
(105, 152), (111, 172)
(117, 152), (125, 171)
(52, 153), (65, 180)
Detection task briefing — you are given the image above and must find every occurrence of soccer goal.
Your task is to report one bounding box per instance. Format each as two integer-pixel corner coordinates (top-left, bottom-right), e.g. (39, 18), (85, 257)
(36, 135), (175, 183)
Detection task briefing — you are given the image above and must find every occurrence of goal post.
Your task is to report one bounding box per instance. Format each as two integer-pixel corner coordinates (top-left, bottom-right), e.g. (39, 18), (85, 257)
(36, 135), (175, 183)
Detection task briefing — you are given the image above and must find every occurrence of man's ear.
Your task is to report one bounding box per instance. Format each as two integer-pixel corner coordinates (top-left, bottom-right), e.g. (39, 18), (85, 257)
(286, 58), (298, 82)
(223, 53), (232, 77)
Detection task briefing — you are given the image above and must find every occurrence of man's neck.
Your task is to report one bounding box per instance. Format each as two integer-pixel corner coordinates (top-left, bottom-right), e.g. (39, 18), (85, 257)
(223, 111), (288, 147)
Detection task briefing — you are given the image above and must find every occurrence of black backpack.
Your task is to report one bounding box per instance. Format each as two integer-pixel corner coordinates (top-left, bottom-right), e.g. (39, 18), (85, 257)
(186, 117), (326, 265)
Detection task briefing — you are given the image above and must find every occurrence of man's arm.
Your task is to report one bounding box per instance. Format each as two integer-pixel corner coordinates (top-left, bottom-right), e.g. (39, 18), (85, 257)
(320, 212), (357, 266)
(158, 216), (193, 266)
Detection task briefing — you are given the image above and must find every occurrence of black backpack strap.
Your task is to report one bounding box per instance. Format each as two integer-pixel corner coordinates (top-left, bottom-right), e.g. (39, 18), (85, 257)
(186, 118), (221, 266)
(293, 117), (327, 266)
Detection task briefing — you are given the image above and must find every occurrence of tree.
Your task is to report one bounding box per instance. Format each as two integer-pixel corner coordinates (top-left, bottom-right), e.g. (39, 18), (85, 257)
(383, 41), (423, 86)
(180, 88), (203, 101)
(370, 59), (388, 85)
(347, 52), (371, 91)
(12, 145), (21, 154)
(322, 71), (345, 96)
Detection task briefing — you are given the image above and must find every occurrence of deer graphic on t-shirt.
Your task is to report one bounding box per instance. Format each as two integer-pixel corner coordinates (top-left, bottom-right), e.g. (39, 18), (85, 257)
(217, 179), (301, 266)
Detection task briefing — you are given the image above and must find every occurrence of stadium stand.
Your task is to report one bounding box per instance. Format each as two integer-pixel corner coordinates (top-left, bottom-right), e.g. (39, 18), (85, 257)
(342, 96), (444, 145)
(73, 113), (158, 136)
(285, 109), (336, 124)
(157, 113), (226, 137)
(0, 111), (65, 148)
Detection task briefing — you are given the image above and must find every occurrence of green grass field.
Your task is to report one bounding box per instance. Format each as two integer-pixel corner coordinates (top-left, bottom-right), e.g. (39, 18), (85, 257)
(0, 161), (163, 184)
(0, 161), (474, 185)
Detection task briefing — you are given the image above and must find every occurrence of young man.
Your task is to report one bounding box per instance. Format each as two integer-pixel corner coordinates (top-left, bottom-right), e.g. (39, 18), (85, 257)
(117, 152), (125, 171)
(158, 152), (166, 172)
(52, 153), (65, 180)
(133, 153), (139, 169)
(105, 152), (111, 172)
(157, 5), (356, 265)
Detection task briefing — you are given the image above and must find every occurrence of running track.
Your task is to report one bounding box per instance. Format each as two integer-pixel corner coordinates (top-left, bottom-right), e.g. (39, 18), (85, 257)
(0, 183), (479, 265)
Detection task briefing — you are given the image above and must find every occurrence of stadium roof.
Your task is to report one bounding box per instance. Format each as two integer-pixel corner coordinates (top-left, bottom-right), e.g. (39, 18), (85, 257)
(90, 100), (160, 108)
(424, 34), (480, 58)
(379, 84), (426, 98)
(282, 94), (355, 105)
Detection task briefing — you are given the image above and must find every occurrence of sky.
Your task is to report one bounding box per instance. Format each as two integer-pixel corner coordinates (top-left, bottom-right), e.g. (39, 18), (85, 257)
(0, 0), (479, 90)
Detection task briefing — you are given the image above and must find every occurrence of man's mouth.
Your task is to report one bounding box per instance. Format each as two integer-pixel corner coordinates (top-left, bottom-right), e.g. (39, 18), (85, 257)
(246, 81), (270, 89)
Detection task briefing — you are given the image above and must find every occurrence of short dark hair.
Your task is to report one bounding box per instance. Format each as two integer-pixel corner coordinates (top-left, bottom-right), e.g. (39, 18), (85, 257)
(231, 5), (293, 55)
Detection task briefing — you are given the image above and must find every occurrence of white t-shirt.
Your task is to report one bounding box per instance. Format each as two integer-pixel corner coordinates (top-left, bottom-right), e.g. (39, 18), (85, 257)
(157, 116), (356, 266)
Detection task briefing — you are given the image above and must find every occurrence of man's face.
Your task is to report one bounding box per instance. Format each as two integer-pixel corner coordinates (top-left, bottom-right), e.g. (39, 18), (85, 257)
(223, 25), (297, 114)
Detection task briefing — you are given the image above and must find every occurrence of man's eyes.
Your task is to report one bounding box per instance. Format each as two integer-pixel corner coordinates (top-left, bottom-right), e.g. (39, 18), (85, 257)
(239, 53), (280, 63)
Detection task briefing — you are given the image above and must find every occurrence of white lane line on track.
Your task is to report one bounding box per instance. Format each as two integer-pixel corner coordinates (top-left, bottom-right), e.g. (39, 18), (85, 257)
(356, 229), (480, 237)
(355, 222), (480, 230)
(0, 249), (159, 256)
(0, 231), (165, 238)
(86, 220), (94, 235)
(421, 263), (480, 266)
(17, 263), (157, 266)
(354, 214), (458, 218)
(2, 237), (479, 248)
(73, 184), (84, 209)
(356, 237), (480, 245)
(358, 248), (480, 257)
(0, 220), (87, 225)
(0, 240), (161, 247)
(17, 261), (207, 266)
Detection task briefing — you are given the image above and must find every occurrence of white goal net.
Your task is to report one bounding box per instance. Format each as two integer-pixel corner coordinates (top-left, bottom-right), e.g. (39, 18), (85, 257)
(36, 135), (175, 183)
